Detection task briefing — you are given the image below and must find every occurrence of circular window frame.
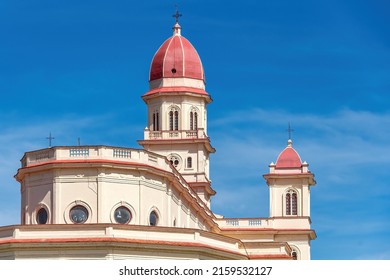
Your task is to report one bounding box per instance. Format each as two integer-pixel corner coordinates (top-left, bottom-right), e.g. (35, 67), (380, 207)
(64, 201), (92, 224)
(69, 205), (89, 224)
(114, 207), (132, 224)
(110, 202), (135, 225)
(168, 153), (182, 170)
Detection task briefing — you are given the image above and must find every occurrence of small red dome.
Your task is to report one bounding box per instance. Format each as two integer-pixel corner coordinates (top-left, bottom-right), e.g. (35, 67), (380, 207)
(149, 23), (205, 82)
(275, 140), (302, 169)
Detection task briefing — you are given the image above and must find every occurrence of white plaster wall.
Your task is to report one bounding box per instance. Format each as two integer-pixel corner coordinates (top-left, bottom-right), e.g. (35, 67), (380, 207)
(268, 178), (310, 217)
(141, 143), (209, 181)
(22, 165), (210, 230)
(146, 95), (207, 133)
(275, 234), (311, 260)
(23, 171), (54, 225)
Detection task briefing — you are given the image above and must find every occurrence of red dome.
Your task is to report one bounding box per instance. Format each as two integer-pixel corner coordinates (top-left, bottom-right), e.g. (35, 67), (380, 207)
(275, 140), (302, 169)
(149, 23), (205, 82)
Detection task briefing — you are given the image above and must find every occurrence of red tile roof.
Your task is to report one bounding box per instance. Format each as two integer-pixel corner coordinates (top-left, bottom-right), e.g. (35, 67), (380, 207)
(275, 141), (302, 169)
(149, 25), (204, 82)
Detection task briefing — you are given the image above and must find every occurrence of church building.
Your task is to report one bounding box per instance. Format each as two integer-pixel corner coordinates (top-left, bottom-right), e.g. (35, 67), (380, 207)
(0, 15), (317, 260)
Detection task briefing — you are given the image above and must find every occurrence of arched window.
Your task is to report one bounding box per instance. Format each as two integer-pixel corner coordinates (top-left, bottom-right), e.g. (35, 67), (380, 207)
(286, 190), (298, 215)
(194, 112), (198, 130)
(190, 112), (193, 130)
(189, 109), (198, 130)
(174, 111), (179, 130)
(187, 157), (192, 168)
(169, 107), (179, 131)
(292, 192), (297, 215)
(149, 210), (159, 226)
(169, 111), (174, 130)
(152, 110), (159, 131)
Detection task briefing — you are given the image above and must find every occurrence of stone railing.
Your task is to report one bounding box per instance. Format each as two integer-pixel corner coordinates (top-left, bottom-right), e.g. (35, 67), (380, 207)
(144, 128), (206, 140)
(21, 146), (167, 170)
(216, 217), (312, 230)
(216, 218), (271, 229)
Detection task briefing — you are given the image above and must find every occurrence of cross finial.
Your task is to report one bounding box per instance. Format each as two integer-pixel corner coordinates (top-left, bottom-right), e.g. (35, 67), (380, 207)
(173, 6), (182, 23)
(286, 122), (294, 140)
(46, 132), (55, 147)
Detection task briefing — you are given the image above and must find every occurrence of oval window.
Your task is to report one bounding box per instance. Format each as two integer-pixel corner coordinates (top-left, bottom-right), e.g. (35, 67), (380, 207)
(37, 208), (48, 224)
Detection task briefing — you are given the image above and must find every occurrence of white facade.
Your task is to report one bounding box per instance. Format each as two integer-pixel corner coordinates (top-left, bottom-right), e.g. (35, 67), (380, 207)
(17, 147), (215, 230)
(0, 19), (317, 260)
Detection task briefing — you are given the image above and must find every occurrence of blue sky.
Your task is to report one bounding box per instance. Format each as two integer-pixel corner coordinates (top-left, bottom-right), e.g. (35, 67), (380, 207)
(1, 0), (390, 260)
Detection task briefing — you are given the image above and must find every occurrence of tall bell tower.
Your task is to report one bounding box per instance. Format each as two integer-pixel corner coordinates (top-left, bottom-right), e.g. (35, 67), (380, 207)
(138, 15), (216, 207)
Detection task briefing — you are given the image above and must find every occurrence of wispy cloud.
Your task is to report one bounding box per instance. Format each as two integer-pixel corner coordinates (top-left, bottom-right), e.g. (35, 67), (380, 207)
(1, 106), (389, 258)
(210, 107), (390, 168)
(209, 107), (390, 259)
(0, 112), (125, 225)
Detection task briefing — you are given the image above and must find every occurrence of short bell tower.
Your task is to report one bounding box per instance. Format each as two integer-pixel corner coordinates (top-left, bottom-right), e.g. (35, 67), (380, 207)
(263, 139), (317, 259)
(264, 139), (316, 218)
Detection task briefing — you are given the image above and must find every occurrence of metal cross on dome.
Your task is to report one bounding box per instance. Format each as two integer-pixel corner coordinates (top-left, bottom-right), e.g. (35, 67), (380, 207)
(173, 7), (182, 23)
(286, 122), (294, 140)
(46, 132), (55, 147)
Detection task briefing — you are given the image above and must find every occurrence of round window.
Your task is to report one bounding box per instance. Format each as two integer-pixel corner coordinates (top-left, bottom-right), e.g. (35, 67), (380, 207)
(114, 206), (132, 224)
(168, 154), (181, 169)
(36, 208), (48, 224)
(69, 205), (89, 224)
(149, 211), (159, 226)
